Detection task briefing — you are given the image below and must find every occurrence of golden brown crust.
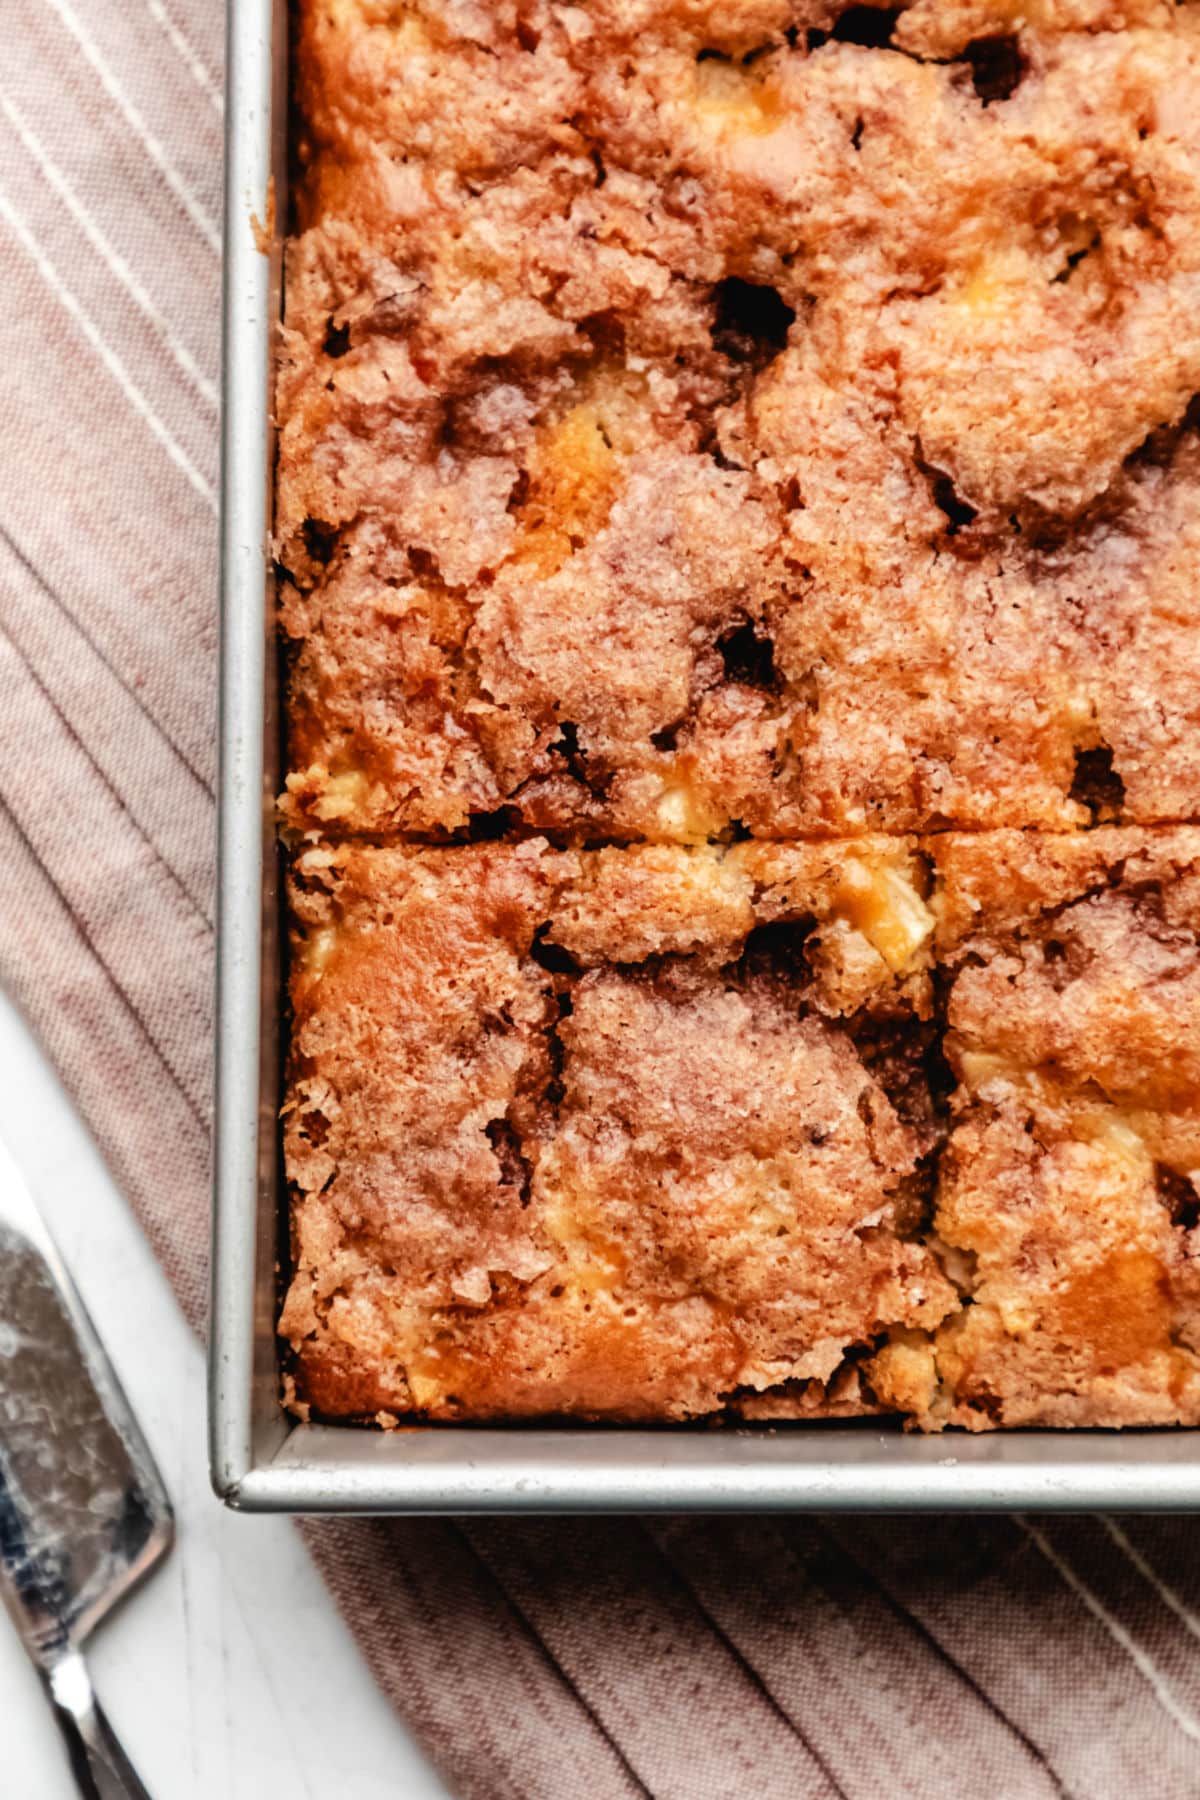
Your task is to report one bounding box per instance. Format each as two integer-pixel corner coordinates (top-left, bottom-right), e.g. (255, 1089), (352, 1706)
(867, 827), (1200, 1429)
(279, 7), (1200, 1431)
(281, 838), (954, 1420)
(281, 831), (1200, 1427)
(279, 5), (1200, 839)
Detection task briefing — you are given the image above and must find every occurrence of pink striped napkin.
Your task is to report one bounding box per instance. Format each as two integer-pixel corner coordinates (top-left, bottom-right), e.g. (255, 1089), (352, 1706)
(3, 6), (1200, 1796)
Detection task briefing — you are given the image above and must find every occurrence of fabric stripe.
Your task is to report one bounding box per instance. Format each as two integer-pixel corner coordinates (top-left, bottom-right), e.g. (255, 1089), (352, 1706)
(42, 0), (222, 252)
(0, 610), (211, 928)
(1018, 1520), (1200, 1747)
(0, 89), (218, 411)
(0, 291), (216, 772)
(301, 1519), (649, 1800)
(461, 1519), (840, 1800)
(645, 1526), (850, 1800)
(0, 522), (215, 799)
(1115, 1519), (1200, 1648)
(1103, 1520), (1200, 1646)
(1016, 1519), (1200, 1735)
(654, 1516), (1064, 1800)
(819, 1516), (1200, 1800)
(0, 187), (217, 508)
(450, 1527), (654, 1800)
(141, 0), (225, 116)
(0, 643), (213, 1120)
(0, 806), (209, 1327)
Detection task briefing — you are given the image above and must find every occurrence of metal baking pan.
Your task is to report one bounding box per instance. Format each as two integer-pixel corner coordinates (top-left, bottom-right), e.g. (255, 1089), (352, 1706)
(209, 0), (1200, 1512)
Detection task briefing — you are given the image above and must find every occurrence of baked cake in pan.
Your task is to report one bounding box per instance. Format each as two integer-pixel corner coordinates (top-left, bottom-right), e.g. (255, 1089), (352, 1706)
(281, 830), (1200, 1427)
(278, 0), (1200, 840)
(281, 837), (955, 1420)
(277, 1), (1200, 1427)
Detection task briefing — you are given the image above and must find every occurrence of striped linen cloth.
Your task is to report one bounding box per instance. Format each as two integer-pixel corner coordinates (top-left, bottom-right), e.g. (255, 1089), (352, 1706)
(2, 6), (1200, 1797)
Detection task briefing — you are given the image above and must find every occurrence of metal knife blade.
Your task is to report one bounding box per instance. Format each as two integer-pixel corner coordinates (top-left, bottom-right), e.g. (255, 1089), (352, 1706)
(0, 1130), (173, 1672)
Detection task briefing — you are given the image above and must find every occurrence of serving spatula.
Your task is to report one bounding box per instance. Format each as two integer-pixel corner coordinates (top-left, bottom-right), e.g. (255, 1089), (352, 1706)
(0, 1130), (172, 1799)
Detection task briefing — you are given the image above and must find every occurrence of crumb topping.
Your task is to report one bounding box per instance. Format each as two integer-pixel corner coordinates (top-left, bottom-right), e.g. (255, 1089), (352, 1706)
(279, 4), (1200, 1430)
(281, 832), (1200, 1426)
(280, 2), (1200, 838)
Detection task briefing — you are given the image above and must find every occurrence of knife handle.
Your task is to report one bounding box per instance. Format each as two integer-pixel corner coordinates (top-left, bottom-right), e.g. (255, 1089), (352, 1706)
(45, 1649), (153, 1800)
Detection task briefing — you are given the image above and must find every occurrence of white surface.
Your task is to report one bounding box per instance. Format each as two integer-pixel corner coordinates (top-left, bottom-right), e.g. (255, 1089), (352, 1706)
(0, 991), (452, 1800)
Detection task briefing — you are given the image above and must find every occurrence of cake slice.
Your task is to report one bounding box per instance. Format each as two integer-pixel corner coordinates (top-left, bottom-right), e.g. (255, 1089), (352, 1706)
(869, 828), (1200, 1428)
(279, 836), (957, 1420)
(281, 827), (1200, 1427)
(278, 4), (1200, 840)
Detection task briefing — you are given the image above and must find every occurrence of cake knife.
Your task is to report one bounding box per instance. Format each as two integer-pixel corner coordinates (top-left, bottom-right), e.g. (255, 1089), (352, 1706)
(0, 1129), (173, 1799)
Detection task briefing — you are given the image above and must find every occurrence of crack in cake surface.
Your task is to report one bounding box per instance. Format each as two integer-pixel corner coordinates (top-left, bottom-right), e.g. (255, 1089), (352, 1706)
(278, 3), (1200, 1432)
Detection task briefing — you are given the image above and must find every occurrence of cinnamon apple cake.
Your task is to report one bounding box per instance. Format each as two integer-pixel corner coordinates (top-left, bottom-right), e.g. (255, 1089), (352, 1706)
(277, 1), (1200, 1426)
